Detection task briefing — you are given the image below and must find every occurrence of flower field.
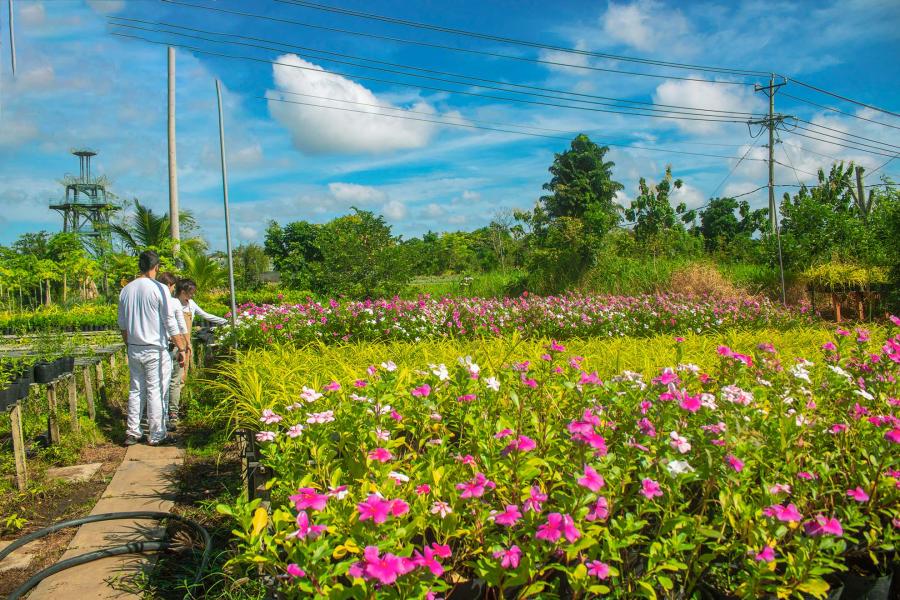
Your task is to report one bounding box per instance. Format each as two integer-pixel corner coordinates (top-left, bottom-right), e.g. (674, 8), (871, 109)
(216, 319), (900, 599)
(220, 293), (816, 348)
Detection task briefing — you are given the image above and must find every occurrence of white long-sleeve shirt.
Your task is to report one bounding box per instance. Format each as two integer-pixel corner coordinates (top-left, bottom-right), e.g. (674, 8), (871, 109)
(117, 277), (185, 348)
(183, 298), (228, 326)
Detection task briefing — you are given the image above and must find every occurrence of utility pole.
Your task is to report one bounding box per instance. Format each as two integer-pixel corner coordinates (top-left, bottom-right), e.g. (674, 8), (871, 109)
(750, 74), (789, 305)
(168, 47), (180, 251)
(216, 79), (238, 348)
(8, 0), (16, 75)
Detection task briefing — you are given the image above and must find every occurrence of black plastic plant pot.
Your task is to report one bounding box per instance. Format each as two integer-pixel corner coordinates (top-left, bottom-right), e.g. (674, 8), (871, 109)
(33, 362), (56, 384)
(16, 368), (34, 387)
(15, 381), (30, 401)
(0, 386), (17, 412)
(62, 356), (75, 374)
(842, 572), (892, 600)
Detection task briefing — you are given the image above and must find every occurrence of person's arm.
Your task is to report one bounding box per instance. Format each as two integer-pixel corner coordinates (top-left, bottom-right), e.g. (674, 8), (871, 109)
(190, 299), (228, 326)
(117, 290), (128, 345)
(162, 296), (188, 352)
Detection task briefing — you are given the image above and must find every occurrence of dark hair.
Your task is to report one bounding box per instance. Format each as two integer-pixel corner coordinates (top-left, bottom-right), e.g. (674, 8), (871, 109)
(176, 278), (198, 296)
(138, 250), (160, 274)
(157, 272), (177, 286)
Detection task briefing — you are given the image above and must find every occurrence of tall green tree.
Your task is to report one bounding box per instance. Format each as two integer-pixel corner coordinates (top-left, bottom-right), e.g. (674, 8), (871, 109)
(264, 220), (322, 290)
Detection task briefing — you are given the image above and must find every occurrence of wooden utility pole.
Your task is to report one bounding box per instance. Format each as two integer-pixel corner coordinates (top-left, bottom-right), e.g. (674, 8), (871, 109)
(168, 47), (180, 251)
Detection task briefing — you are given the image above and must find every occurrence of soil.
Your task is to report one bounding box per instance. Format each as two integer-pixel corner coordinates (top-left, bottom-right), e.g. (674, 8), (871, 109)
(0, 442), (126, 597)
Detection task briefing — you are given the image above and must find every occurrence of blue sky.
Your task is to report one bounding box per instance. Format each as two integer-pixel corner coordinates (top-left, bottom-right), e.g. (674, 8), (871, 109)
(1, 0), (898, 250)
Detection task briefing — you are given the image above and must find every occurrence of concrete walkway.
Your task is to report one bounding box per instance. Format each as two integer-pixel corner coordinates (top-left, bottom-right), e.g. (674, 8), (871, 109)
(27, 444), (183, 599)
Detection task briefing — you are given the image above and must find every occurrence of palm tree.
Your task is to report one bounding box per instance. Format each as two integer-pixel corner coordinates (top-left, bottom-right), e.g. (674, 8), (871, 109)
(111, 199), (198, 254)
(180, 246), (225, 294)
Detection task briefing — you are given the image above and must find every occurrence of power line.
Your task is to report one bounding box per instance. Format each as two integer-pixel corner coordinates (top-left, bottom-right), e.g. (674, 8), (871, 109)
(868, 157), (895, 176)
(109, 17), (762, 118)
(771, 158), (817, 178)
(262, 94), (767, 161)
(777, 133), (804, 187)
(780, 128), (899, 158)
(159, 0), (758, 88)
(792, 117), (900, 151)
(274, 0), (769, 78)
(781, 92), (900, 131)
(710, 142), (760, 198)
(781, 76), (899, 118)
(111, 31), (754, 126)
(781, 139), (843, 163)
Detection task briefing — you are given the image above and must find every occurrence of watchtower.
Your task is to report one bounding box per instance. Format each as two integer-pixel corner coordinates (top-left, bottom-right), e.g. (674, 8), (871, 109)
(49, 149), (120, 252)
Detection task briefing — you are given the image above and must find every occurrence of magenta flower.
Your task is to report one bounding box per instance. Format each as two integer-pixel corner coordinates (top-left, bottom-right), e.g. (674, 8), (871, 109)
(578, 371), (602, 386)
(754, 546), (775, 562)
(586, 496), (609, 522)
(492, 504), (523, 527)
(577, 465), (605, 492)
(524, 486), (547, 513)
(847, 487), (870, 502)
(322, 380), (341, 392)
(286, 563), (306, 578)
(415, 484), (431, 495)
(769, 483), (791, 495)
(456, 454), (476, 466)
(641, 478), (663, 499)
(430, 501), (452, 518)
(797, 471), (817, 480)
(886, 428), (900, 444)
(456, 394), (477, 403)
(456, 473), (496, 499)
(411, 384), (431, 397)
(368, 447), (393, 462)
(287, 511), (326, 540)
(804, 515), (843, 537)
(535, 513), (580, 543)
(679, 393), (702, 413)
(357, 494), (408, 524)
(504, 435), (537, 454)
(822, 341), (837, 351)
(493, 545), (522, 569)
(725, 454), (745, 472)
(360, 546), (409, 585)
(289, 487), (329, 511)
(586, 560), (610, 580)
(829, 423), (849, 434)
(764, 503), (803, 522)
(548, 339), (566, 352)
(413, 546), (446, 576)
(494, 428), (514, 439)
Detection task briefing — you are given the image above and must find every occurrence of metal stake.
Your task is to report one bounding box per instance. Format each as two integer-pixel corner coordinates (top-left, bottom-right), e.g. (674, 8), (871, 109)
(216, 79), (239, 349)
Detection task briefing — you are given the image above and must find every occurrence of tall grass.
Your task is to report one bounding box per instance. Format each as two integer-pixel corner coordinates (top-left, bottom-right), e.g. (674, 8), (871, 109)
(209, 324), (872, 431)
(578, 256), (690, 295)
(403, 270), (523, 298)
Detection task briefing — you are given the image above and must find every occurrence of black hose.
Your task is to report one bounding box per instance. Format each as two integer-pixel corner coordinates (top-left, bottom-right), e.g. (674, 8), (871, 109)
(7, 541), (173, 600)
(0, 511), (212, 597)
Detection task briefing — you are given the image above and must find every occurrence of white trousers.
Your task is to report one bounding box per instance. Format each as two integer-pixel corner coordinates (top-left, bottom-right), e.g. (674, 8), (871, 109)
(126, 345), (172, 443)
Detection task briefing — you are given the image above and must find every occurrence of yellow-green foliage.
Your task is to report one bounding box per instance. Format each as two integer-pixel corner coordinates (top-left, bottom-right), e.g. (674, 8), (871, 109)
(209, 325), (881, 431)
(803, 261), (889, 291)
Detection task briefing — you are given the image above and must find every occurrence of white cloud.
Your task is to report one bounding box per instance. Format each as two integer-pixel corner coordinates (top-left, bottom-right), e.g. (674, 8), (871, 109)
(653, 79), (764, 134)
(671, 181), (704, 209)
(538, 41), (592, 74)
(0, 120), (39, 147)
(601, 0), (691, 53)
(267, 54), (440, 154)
(381, 199), (407, 221)
(421, 203), (445, 218)
(328, 182), (387, 204)
(238, 226), (258, 240)
(85, 1), (125, 15)
(461, 190), (481, 202)
(18, 3), (46, 26)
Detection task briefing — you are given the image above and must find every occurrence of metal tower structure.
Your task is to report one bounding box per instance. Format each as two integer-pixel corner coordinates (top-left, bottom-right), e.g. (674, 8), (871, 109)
(49, 149), (119, 252)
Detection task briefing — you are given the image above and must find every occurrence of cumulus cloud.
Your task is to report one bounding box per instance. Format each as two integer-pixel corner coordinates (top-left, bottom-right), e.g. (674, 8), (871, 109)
(328, 182), (387, 204)
(85, 1), (125, 15)
(653, 79), (764, 134)
(601, 0), (691, 53)
(671, 181), (705, 209)
(461, 190), (481, 202)
(238, 226), (259, 240)
(381, 199), (407, 220)
(18, 3), (46, 26)
(267, 54), (440, 154)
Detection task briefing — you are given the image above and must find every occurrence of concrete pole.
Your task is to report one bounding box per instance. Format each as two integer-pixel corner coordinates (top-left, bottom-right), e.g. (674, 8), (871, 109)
(767, 74), (776, 233)
(168, 47), (180, 251)
(8, 0), (15, 76)
(216, 80), (239, 347)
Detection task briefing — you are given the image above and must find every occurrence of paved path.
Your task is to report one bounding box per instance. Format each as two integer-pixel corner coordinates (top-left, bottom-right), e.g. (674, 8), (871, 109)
(27, 444), (183, 599)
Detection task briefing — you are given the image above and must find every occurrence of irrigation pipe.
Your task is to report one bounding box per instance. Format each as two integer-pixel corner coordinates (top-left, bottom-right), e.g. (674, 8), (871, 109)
(0, 511), (212, 599)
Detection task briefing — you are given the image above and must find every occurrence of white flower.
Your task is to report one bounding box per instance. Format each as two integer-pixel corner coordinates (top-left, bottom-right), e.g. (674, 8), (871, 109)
(485, 376), (500, 391)
(300, 386), (323, 403)
(388, 471), (410, 484)
(669, 431), (692, 454)
(430, 501), (452, 518)
(853, 388), (874, 401)
(307, 410), (335, 424)
(666, 460), (695, 475)
(790, 365), (811, 383)
(375, 427), (390, 440)
(700, 393), (717, 410)
(430, 363), (450, 381)
(828, 365), (853, 381)
(349, 393), (372, 403)
(380, 360), (398, 372)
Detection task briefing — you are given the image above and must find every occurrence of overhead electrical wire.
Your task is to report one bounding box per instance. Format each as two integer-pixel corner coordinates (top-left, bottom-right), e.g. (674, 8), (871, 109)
(868, 156), (895, 176)
(779, 128), (899, 158)
(781, 92), (900, 131)
(791, 117), (900, 151)
(788, 123), (898, 155)
(710, 142), (760, 198)
(779, 76), (899, 118)
(159, 0), (758, 87)
(109, 17), (762, 118)
(110, 31), (755, 126)
(273, 0), (769, 78)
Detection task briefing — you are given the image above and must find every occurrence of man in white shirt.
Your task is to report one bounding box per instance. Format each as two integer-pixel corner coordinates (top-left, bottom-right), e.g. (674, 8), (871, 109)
(167, 278), (227, 428)
(117, 251), (188, 446)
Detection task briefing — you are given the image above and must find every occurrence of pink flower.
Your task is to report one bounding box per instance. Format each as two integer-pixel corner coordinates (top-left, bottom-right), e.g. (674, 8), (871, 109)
(354, 379), (368, 388)
(413, 546), (446, 576)
(415, 484), (431, 495)
(456, 454), (476, 466)
(847, 487), (870, 502)
(493, 545), (522, 569)
(357, 494), (408, 524)
(548, 340), (566, 352)
(822, 341), (837, 351)
(829, 423), (849, 434)
(886, 428), (900, 444)
(368, 447), (393, 462)
(456, 473), (496, 498)
(769, 483), (791, 495)
(586, 496), (609, 522)
(669, 431), (691, 454)
(579, 371), (602, 386)
(586, 560), (610, 580)
(287, 424), (304, 438)
(680, 394), (702, 413)
(322, 380), (341, 392)
(764, 503), (803, 522)
(411, 384), (431, 397)
(577, 465), (605, 492)
(360, 546), (408, 585)
(804, 515), (843, 537)
(797, 471), (817, 480)
(524, 486), (547, 513)
(260, 408), (282, 424)
(456, 394), (477, 403)
(754, 546), (775, 562)
(286, 563), (306, 578)
(725, 454), (745, 472)
(641, 478), (663, 499)
(430, 500), (452, 518)
(287, 511), (326, 540)
(492, 504), (523, 527)
(255, 431), (276, 442)
(494, 428), (514, 439)
(535, 513), (580, 543)
(289, 487), (329, 511)
(503, 435), (537, 454)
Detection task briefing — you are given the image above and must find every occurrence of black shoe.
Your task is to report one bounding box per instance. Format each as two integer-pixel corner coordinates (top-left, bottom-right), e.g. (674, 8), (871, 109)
(148, 435), (177, 447)
(124, 435), (141, 446)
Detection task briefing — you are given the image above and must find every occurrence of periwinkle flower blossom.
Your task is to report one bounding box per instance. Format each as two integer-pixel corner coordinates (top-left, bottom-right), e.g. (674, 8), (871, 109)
(535, 513), (580, 543)
(493, 545), (522, 569)
(577, 465), (605, 492)
(641, 478), (663, 499)
(300, 386), (322, 403)
(307, 410), (335, 424)
(255, 431), (276, 442)
(669, 431), (692, 454)
(260, 409), (282, 424)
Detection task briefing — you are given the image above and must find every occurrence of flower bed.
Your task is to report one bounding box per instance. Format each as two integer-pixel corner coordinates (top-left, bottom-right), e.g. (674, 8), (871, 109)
(219, 320), (899, 599)
(220, 293), (816, 348)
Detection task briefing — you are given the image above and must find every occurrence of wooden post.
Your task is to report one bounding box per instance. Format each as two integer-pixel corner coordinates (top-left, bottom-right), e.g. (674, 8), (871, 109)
(109, 352), (118, 381)
(856, 292), (865, 321)
(68, 373), (79, 433)
(96, 360), (106, 404)
(83, 366), (95, 420)
(10, 404), (28, 490)
(832, 293), (842, 323)
(47, 381), (60, 445)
